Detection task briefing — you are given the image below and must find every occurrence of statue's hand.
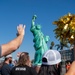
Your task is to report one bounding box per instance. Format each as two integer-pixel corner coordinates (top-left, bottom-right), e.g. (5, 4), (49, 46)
(32, 15), (37, 21)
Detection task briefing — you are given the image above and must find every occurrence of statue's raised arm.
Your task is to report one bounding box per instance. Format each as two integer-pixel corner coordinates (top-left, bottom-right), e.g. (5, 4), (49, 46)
(30, 15), (37, 33)
(31, 15), (37, 27)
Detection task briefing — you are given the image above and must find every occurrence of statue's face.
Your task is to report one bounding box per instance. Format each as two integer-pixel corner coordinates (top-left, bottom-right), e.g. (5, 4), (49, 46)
(36, 25), (41, 30)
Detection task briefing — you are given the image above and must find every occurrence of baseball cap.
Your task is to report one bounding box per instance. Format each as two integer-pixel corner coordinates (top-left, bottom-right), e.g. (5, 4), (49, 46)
(42, 50), (61, 65)
(5, 54), (12, 58)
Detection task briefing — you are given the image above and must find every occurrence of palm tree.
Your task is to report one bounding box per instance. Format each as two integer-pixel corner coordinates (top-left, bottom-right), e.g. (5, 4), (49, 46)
(50, 41), (55, 49)
(55, 41), (69, 50)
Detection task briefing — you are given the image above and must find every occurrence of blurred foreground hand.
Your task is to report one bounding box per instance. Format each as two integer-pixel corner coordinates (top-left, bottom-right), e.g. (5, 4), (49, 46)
(65, 61), (75, 75)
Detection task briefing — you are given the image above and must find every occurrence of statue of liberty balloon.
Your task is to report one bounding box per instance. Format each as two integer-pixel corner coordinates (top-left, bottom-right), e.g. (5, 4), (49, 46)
(30, 15), (50, 66)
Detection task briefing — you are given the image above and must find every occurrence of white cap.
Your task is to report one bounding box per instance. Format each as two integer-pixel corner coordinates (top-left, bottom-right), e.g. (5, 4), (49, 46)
(5, 54), (12, 58)
(42, 50), (61, 65)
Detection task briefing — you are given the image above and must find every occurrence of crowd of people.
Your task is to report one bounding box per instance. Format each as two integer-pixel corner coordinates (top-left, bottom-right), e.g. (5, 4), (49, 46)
(0, 24), (75, 75)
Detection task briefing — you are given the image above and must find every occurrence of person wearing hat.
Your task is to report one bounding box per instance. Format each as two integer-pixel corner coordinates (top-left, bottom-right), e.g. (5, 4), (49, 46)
(0, 24), (25, 57)
(38, 50), (62, 75)
(1, 54), (13, 75)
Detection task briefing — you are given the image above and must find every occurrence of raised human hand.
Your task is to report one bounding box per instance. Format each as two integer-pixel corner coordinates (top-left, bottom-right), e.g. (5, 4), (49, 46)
(17, 24), (26, 36)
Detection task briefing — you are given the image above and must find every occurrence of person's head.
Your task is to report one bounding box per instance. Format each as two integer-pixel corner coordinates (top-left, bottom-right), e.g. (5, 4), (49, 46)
(4, 54), (12, 64)
(17, 52), (31, 66)
(38, 50), (61, 75)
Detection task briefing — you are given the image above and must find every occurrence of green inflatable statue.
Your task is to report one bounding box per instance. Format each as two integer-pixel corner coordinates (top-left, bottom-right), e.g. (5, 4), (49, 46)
(30, 15), (50, 66)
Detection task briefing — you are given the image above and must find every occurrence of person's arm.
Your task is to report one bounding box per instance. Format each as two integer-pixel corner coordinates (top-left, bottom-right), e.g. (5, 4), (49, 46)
(1, 24), (26, 57)
(65, 61), (75, 75)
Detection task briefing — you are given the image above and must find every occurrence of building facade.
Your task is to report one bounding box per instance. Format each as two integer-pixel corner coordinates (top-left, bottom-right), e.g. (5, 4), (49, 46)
(59, 49), (74, 62)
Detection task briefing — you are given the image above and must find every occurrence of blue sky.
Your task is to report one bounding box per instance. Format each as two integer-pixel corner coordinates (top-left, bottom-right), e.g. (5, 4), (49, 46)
(0, 0), (75, 60)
